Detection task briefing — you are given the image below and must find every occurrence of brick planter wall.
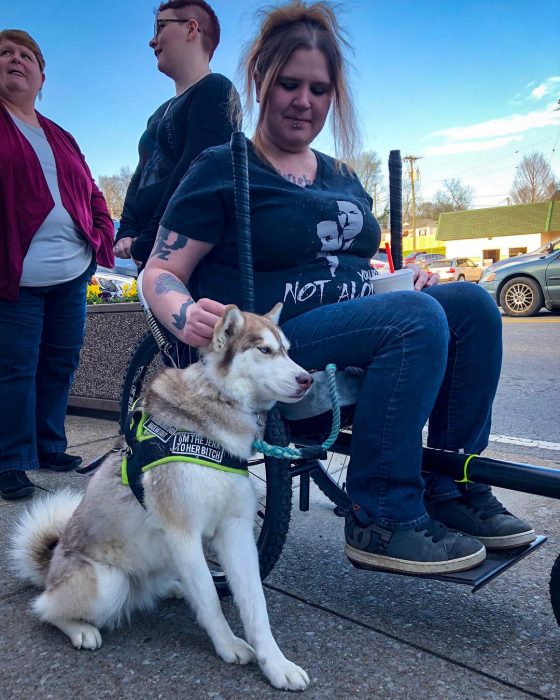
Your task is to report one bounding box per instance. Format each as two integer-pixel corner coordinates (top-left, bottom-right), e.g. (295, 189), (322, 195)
(69, 303), (147, 413)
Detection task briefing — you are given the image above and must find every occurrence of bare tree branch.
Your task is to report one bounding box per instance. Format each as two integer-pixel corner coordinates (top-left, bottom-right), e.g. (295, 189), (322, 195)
(509, 152), (559, 204)
(347, 150), (384, 216)
(98, 166), (133, 219)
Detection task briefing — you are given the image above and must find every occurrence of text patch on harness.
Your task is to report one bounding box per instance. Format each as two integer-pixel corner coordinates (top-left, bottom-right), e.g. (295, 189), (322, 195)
(171, 433), (225, 463)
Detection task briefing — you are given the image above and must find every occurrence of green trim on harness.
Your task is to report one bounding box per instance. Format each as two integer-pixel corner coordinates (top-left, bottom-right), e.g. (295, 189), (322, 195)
(122, 409), (248, 506)
(140, 455), (251, 475)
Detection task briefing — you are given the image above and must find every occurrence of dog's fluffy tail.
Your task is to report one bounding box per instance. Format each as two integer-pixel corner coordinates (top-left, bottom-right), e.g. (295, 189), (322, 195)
(10, 489), (82, 587)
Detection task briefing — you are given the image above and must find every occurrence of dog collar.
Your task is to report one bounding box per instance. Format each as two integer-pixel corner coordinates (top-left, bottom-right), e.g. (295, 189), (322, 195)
(123, 410), (248, 507)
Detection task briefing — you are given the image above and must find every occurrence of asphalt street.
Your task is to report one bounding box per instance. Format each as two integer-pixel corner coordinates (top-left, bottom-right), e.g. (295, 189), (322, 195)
(492, 314), (560, 460)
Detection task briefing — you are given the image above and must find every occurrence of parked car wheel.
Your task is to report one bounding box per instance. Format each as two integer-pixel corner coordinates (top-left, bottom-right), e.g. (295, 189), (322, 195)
(499, 277), (544, 317)
(457, 274), (465, 282)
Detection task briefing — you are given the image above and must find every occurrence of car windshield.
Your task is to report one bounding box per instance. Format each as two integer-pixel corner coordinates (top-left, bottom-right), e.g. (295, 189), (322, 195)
(428, 259), (451, 268)
(533, 238), (560, 254)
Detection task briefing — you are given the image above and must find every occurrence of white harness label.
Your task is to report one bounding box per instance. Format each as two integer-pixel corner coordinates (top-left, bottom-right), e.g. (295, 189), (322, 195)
(170, 432), (225, 463)
(144, 417), (178, 443)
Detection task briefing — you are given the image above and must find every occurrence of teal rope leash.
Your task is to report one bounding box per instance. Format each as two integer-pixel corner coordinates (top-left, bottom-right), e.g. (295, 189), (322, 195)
(252, 363), (341, 459)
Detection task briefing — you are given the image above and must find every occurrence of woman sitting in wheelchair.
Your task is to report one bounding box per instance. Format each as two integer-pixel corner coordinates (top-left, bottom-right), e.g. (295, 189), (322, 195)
(142, 0), (535, 575)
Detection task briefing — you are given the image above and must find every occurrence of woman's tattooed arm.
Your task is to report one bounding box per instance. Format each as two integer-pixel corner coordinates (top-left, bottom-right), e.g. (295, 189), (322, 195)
(150, 226), (188, 261)
(143, 228), (216, 345)
(154, 272), (190, 295)
(171, 300), (195, 331)
(153, 272), (195, 332)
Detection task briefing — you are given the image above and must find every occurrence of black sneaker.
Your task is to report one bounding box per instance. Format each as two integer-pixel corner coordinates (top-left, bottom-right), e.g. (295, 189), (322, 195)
(0, 470), (34, 500)
(425, 490), (535, 550)
(38, 452), (82, 472)
(344, 513), (485, 575)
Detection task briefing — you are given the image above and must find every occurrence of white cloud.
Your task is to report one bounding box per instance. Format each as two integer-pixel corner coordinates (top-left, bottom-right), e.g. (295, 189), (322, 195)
(424, 135), (523, 156)
(424, 100), (560, 157)
(432, 102), (560, 142)
(530, 76), (560, 101)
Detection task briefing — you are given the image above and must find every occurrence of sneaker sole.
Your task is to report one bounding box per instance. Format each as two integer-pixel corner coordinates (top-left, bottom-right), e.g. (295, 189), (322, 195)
(345, 542), (486, 575)
(475, 530), (536, 550)
(0, 485), (34, 500)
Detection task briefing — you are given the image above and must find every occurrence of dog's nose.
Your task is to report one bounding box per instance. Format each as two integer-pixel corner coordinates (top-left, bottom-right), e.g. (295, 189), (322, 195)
(296, 372), (313, 391)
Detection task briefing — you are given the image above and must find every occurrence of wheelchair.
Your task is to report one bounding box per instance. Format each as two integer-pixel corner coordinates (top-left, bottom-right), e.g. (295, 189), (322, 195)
(119, 134), (560, 625)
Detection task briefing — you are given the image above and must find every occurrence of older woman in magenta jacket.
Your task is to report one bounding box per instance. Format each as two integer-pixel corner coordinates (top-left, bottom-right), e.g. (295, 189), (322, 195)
(0, 29), (114, 499)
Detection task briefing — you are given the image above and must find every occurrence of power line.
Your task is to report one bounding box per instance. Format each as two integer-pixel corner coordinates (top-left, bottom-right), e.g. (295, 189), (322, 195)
(419, 135), (557, 190)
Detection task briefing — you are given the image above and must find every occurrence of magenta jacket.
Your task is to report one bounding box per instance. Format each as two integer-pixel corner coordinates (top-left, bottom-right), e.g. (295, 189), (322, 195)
(0, 101), (114, 301)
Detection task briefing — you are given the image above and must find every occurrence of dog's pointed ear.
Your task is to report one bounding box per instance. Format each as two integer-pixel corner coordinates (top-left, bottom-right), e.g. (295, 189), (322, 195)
(212, 305), (244, 353)
(265, 303), (283, 326)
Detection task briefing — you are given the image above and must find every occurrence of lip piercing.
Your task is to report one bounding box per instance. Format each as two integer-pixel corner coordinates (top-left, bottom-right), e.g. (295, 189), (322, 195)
(293, 120), (300, 128)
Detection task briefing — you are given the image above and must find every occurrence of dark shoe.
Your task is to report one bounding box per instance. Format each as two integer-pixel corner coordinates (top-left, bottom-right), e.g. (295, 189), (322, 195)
(38, 452), (82, 472)
(0, 470), (34, 500)
(344, 513), (485, 575)
(425, 490), (535, 550)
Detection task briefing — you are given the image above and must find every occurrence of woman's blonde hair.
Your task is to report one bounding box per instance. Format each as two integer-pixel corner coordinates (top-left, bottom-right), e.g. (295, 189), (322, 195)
(238, 1), (358, 162)
(0, 29), (45, 72)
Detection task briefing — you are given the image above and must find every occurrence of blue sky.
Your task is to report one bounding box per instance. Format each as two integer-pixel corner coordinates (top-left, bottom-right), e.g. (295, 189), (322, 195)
(4, 1), (560, 208)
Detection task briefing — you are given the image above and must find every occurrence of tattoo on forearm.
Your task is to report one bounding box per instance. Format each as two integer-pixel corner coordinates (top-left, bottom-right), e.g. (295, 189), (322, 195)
(155, 273), (188, 296)
(150, 226), (188, 261)
(172, 300), (195, 331)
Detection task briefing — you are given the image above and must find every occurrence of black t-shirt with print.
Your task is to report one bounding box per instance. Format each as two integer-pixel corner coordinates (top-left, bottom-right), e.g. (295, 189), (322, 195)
(161, 138), (381, 323)
(116, 73), (236, 266)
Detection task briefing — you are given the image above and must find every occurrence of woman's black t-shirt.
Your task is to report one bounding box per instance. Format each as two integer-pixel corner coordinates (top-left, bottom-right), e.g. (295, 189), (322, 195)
(117, 73), (236, 266)
(161, 138), (382, 323)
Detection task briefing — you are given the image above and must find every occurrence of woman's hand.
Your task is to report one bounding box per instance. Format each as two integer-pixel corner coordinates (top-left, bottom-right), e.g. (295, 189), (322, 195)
(114, 236), (134, 259)
(180, 298), (226, 348)
(406, 263), (440, 290)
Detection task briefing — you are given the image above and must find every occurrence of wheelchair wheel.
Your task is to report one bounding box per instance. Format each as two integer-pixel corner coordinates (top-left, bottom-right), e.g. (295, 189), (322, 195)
(120, 338), (293, 596)
(550, 553), (560, 626)
(289, 411), (353, 513)
(310, 439), (352, 512)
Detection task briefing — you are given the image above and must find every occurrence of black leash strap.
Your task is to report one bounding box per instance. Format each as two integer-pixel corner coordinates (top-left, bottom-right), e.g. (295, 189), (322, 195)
(76, 447), (121, 475)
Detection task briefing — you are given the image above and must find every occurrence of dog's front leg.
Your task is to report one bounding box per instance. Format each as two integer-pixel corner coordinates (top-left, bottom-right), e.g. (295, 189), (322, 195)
(164, 529), (255, 665)
(214, 519), (310, 691)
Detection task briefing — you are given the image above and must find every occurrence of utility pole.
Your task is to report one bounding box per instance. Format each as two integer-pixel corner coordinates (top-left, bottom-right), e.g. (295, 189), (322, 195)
(403, 155), (423, 252)
(372, 183), (378, 219)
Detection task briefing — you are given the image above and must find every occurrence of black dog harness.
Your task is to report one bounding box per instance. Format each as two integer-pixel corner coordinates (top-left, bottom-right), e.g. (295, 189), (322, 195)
(122, 409), (248, 507)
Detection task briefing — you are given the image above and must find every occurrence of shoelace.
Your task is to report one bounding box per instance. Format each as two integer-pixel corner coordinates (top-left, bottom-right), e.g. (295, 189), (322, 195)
(463, 492), (508, 520)
(415, 518), (449, 543)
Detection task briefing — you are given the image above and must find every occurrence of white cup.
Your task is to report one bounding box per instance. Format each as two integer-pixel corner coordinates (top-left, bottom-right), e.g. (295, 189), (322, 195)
(370, 267), (414, 295)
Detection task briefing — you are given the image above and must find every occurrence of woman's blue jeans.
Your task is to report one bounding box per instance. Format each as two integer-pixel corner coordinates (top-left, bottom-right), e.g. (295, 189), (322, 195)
(0, 262), (94, 472)
(281, 283), (503, 529)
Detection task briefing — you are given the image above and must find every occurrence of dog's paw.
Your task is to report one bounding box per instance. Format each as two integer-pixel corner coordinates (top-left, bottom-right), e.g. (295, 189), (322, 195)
(216, 635), (255, 665)
(261, 657), (310, 691)
(69, 623), (102, 650)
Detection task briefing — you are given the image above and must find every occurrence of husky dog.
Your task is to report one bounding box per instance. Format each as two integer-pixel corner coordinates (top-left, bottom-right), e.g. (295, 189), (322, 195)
(11, 304), (313, 691)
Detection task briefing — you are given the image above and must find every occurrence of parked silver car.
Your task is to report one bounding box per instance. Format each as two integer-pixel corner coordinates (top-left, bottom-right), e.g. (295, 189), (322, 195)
(427, 257), (483, 283)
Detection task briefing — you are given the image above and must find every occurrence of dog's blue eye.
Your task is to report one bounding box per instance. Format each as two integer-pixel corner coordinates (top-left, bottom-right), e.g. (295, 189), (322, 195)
(258, 347), (270, 354)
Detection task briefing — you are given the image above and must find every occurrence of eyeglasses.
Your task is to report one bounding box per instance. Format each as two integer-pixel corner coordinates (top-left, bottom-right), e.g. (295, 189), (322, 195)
(153, 17), (202, 37)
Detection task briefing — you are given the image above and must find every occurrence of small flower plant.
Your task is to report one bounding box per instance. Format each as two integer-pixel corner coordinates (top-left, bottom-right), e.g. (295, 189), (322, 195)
(86, 277), (139, 304)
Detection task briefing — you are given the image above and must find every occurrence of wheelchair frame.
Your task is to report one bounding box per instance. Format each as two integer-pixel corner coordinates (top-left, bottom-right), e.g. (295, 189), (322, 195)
(119, 132), (560, 624)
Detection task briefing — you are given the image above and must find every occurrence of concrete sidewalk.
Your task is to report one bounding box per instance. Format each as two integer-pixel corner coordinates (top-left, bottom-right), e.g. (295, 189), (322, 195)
(1, 412), (559, 699)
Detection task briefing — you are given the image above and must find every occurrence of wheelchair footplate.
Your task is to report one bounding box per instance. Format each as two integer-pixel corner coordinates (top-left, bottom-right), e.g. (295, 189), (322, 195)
(349, 535), (547, 592)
